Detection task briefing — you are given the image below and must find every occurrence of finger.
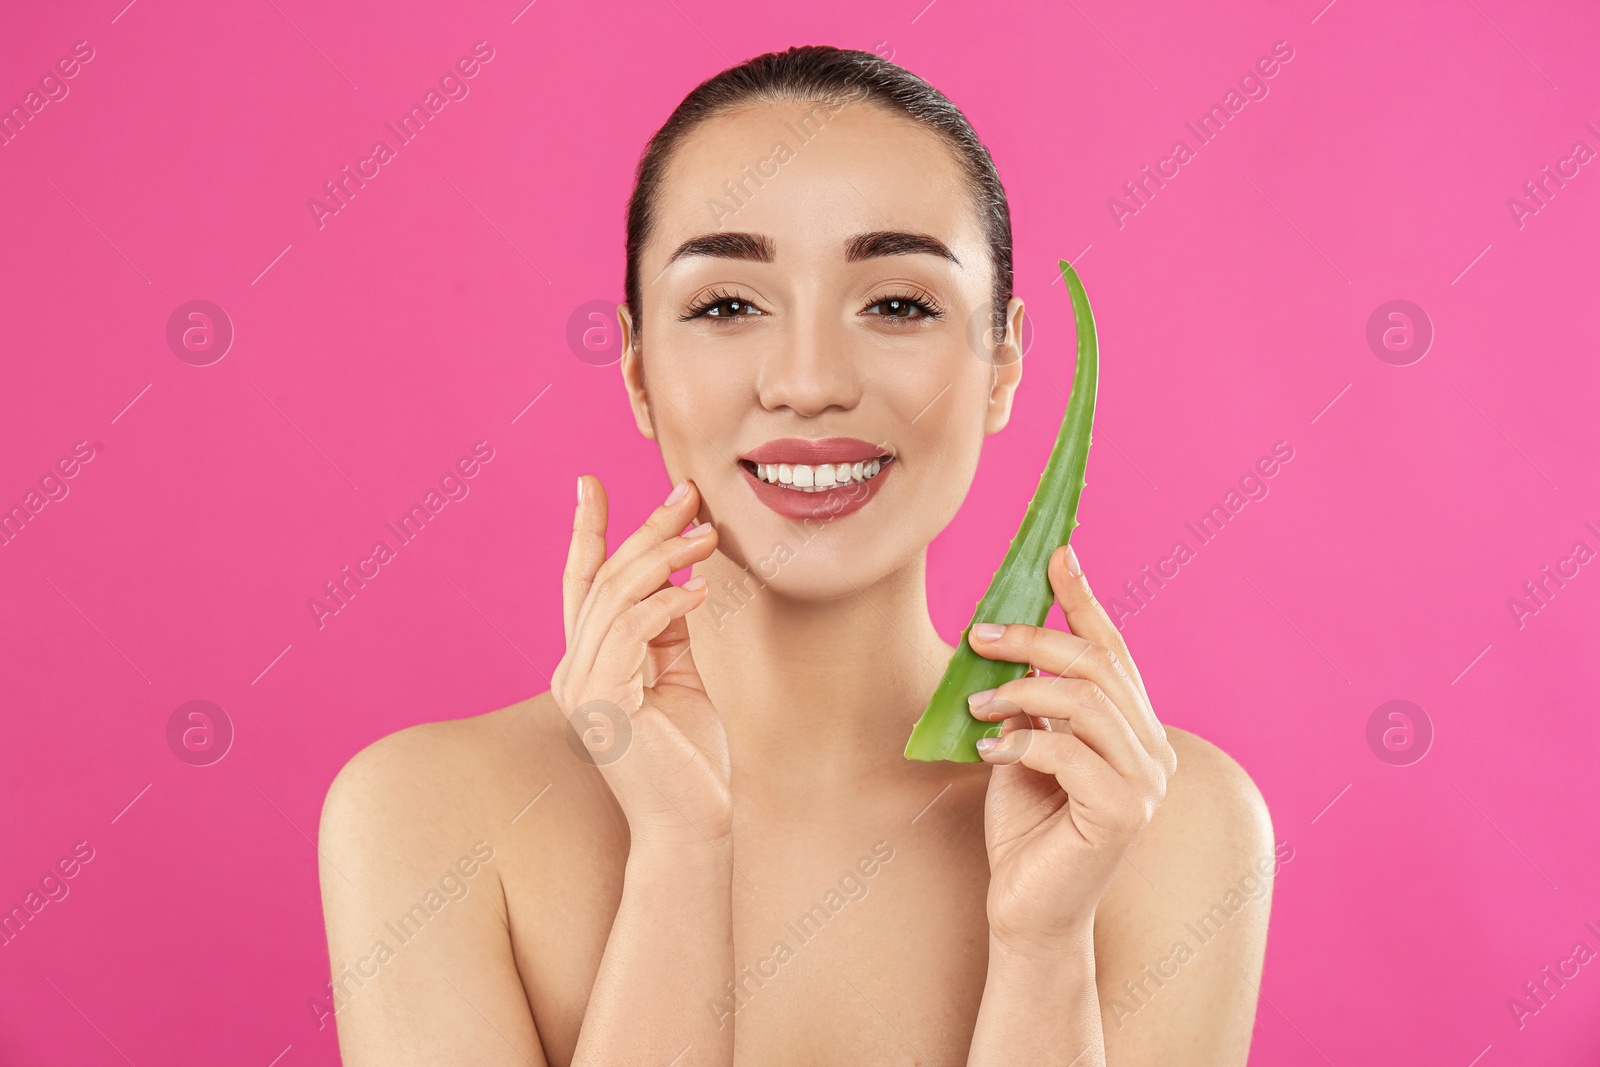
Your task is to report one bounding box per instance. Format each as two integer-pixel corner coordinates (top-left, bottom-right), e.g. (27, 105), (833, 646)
(603, 478), (707, 578)
(968, 675), (1151, 780)
(645, 591), (704, 690)
(573, 478), (703, 649)
(587, 577), (711, 709)
(978, 727), (1146, 832)
(968, 621), (1166, 767)
(1050, 544), (1151, 699)
(569, 521), (719, 687)
(564, 474), (610, 648)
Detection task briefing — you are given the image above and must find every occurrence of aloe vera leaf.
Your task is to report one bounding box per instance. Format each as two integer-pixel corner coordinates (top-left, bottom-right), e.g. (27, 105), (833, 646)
(903, 259), (1099, 763)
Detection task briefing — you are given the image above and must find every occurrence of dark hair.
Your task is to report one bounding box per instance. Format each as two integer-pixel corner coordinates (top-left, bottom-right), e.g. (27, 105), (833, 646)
(623, 44), (1014, 349)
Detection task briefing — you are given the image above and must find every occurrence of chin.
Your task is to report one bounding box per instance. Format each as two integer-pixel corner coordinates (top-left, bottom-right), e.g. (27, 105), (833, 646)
(713, 505), (930, 606)
(735, 551), (892, 605)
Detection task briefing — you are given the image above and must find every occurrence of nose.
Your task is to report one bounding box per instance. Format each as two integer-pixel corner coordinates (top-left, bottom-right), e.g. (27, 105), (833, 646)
(753, 309), (863, 417)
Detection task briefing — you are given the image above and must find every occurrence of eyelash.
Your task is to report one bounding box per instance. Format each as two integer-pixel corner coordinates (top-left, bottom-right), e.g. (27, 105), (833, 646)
(679, 287), (947, 324)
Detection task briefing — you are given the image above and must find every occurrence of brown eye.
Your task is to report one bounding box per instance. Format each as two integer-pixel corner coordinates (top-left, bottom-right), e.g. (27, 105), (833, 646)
(707, 298), (754, 317)
(871, 297), (926, 318)
(681, 289), (765, 322)
(864, 292), (945, 321)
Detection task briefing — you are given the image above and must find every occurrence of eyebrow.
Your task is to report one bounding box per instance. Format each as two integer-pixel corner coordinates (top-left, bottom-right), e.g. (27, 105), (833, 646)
(663, 230), (962, 269)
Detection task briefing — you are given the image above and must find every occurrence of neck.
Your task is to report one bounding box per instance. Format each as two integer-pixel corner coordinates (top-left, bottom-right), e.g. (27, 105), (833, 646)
(686, 547), (955, 795)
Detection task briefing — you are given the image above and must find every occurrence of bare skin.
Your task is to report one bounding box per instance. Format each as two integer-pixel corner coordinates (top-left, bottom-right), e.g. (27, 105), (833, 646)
(318, 96), (1276, 1066)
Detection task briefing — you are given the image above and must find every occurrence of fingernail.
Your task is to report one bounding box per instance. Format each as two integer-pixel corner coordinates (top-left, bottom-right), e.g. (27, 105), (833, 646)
(968, 687), (997, 708)
(683, 521), (714, 538)
(683, 575), (707, 590)
(976, 737), (1000, 754)
(576, 475), (584, 505)
(972, 622), (1005, 641)
(975, 697), (1023, 719)
(665, 481), (688, 506)
(1062, 544), (1082, 577)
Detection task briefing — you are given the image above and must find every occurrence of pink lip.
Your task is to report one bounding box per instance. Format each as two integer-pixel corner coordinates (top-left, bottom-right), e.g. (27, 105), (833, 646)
(738, 457), (893, 521)
(740, 437), (894, 466)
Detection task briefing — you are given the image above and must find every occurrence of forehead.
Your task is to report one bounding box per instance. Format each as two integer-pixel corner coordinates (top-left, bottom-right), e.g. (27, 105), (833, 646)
(648, 98), (984, 266)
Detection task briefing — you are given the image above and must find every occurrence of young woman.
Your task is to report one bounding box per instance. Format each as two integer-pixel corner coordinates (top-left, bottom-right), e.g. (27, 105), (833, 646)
(319, 45), (1276, 1066)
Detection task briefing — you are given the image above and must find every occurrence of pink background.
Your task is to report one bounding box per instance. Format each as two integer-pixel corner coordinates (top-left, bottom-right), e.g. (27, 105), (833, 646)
(3, 0), (1598, 1063)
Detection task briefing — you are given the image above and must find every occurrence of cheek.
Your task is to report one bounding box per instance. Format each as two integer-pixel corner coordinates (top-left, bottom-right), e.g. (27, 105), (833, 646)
(898, 384), (988, 514)
(889, 360), (991, 461)
(647, 364), (746, 465)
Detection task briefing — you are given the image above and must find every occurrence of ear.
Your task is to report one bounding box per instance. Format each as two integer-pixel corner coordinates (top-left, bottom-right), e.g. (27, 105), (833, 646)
(982, 296), (1026, 435)
(617, 303), (657, 441)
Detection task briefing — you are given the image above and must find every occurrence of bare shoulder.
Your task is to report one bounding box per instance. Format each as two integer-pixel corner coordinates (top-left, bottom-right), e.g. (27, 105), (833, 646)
(319, 691), (564, 848)
(317, 687), (628, 928)
(1094, 725), (1280, 1064)
(1101, 724), (1277, 928)
(314, 692), (597, 1066)
(1157, 726), (1274, 856)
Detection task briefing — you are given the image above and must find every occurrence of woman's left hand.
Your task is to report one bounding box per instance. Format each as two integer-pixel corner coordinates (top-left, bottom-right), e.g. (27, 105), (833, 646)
(966, 542), (1179, 956)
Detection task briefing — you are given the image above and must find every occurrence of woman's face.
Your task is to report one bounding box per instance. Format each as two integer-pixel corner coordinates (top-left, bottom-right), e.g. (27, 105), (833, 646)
(620, 98), (1025, 601)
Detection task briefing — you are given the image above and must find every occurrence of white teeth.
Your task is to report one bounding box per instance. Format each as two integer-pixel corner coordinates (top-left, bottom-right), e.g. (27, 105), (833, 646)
(752, 458), (887, 491)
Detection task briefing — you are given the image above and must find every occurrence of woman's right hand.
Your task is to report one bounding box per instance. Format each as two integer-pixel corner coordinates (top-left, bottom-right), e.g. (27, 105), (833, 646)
(554, 475), (731, 850)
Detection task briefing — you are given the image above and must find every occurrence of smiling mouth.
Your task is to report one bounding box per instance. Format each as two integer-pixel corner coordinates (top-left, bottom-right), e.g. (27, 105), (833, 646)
(737, 454), (896, 493)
